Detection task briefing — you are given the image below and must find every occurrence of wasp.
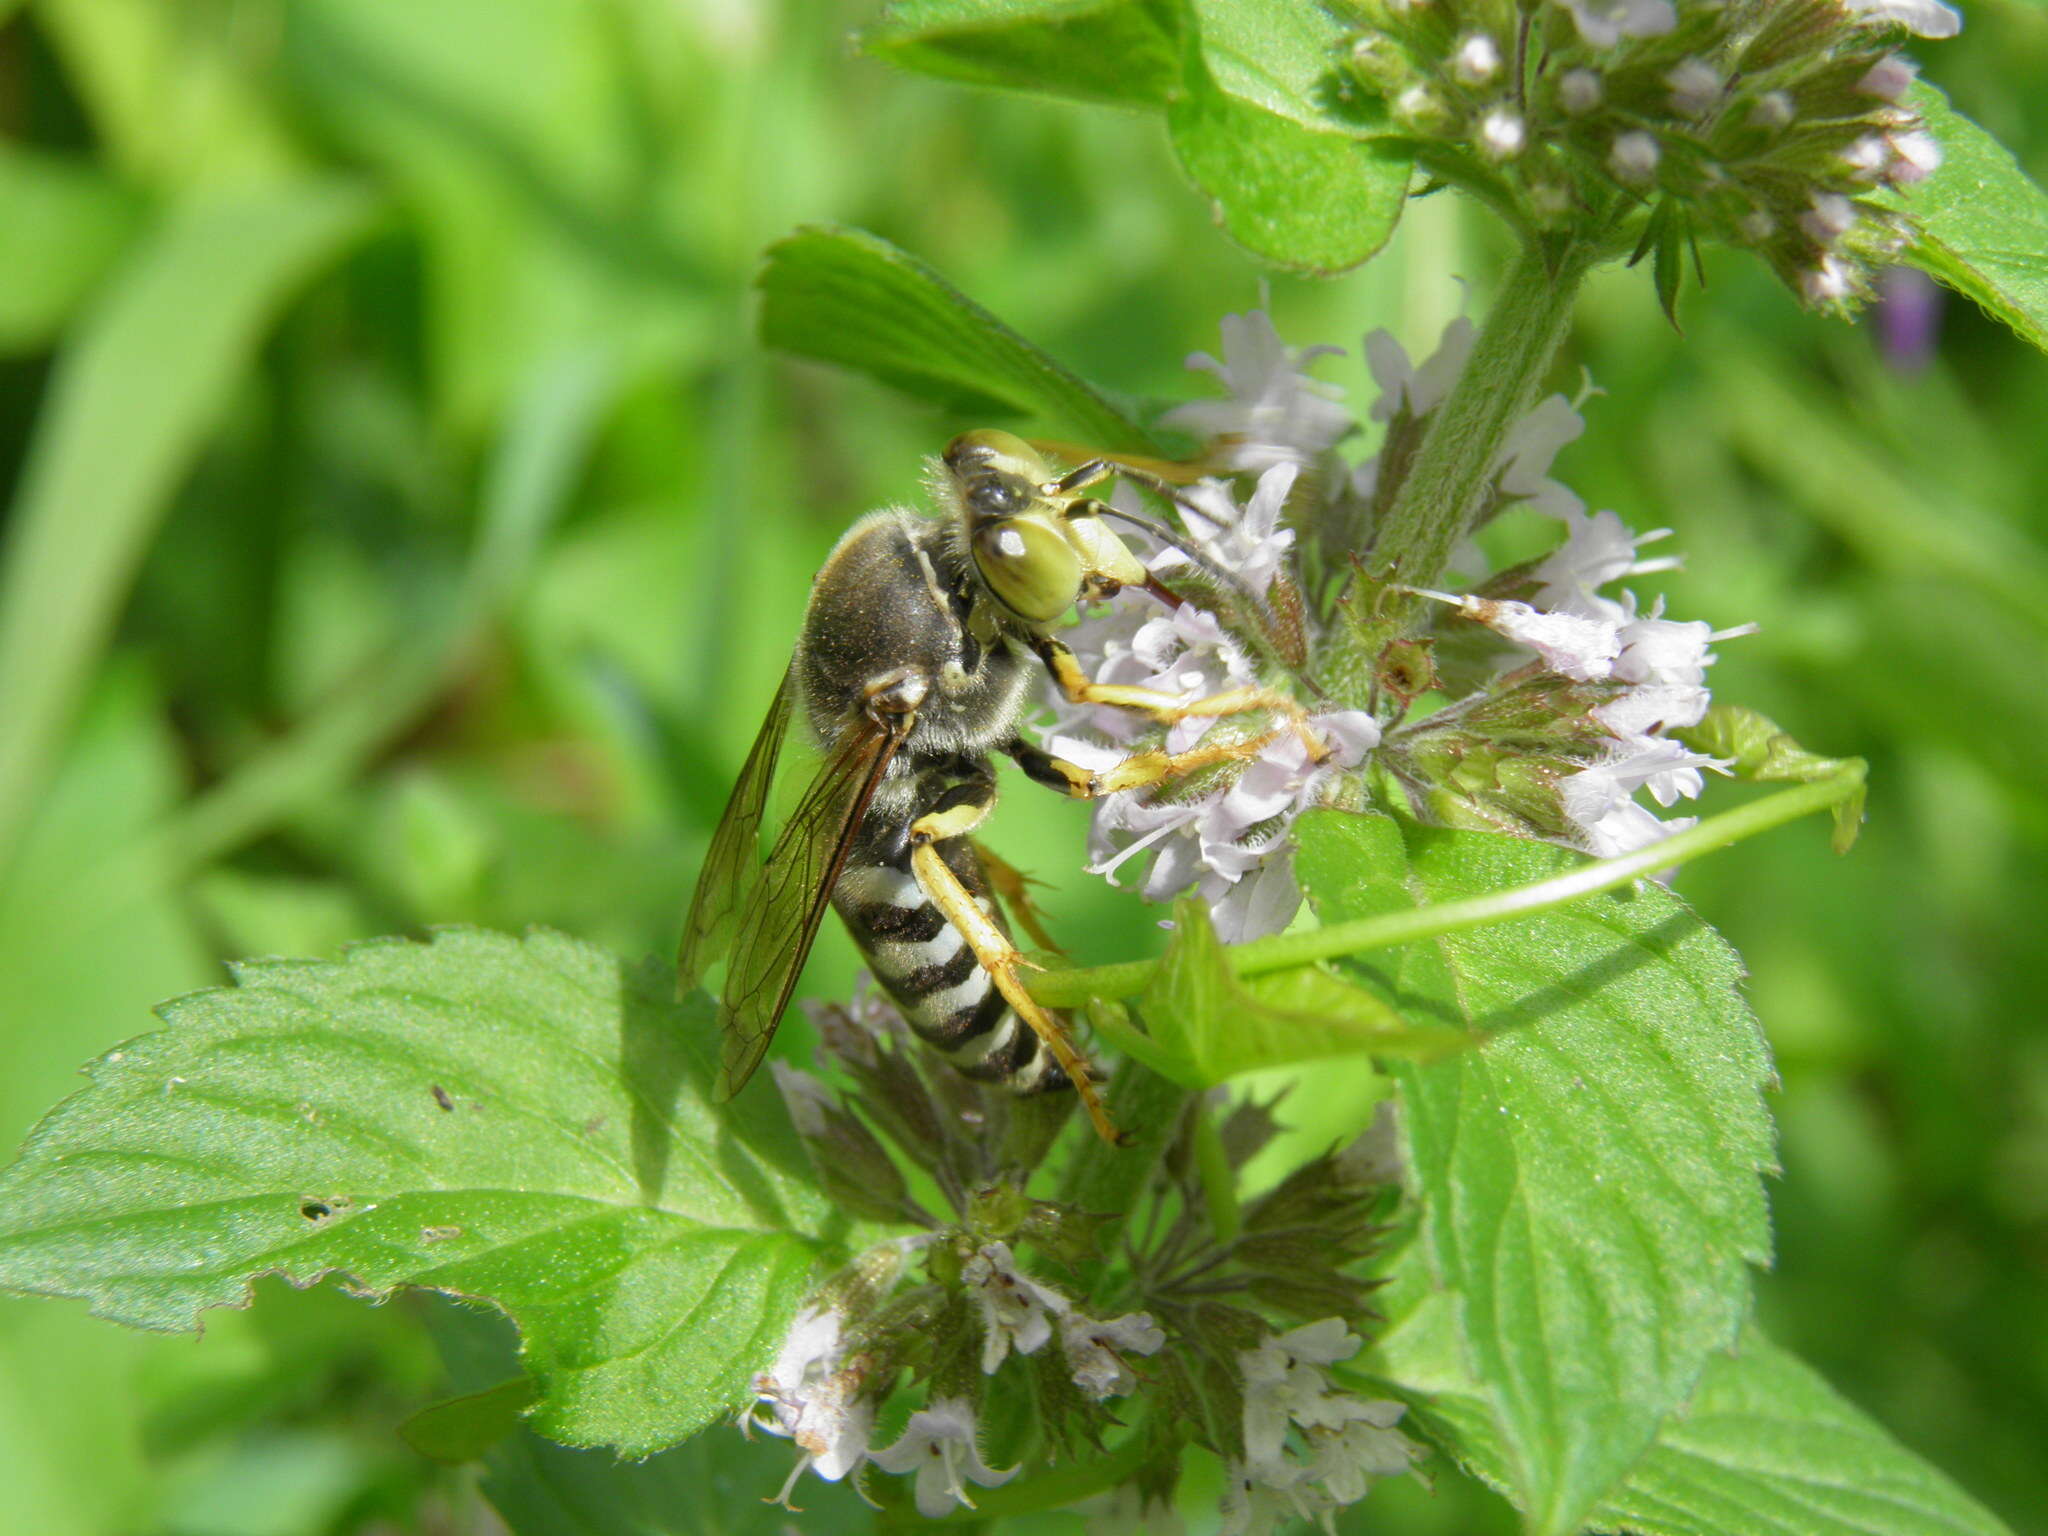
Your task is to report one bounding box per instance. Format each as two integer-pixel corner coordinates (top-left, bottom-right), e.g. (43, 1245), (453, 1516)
(677, 430), (1319, 1143)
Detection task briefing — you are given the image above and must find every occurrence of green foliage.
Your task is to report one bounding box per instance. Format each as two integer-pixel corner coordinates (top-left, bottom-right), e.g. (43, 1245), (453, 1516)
(1131, 893), (1462, 1083)
(0, 930), (845, 1458)
(0, 182), (375, 879)
(872, 0), (1412, 272)
(757, 224), (1155, 447)
(0, 0), (2044, 1531)
(1297, 813), (1774, 1536)
(1377, 1265), (2014, 1536)
(1907, 83), (2048, 356)
(1679, 705), (1867, 852)
(864, 0), (1181, 109)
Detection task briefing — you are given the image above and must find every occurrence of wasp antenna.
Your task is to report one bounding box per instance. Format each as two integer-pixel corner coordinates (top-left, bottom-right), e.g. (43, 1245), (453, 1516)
(1140, 575), (1185, 610)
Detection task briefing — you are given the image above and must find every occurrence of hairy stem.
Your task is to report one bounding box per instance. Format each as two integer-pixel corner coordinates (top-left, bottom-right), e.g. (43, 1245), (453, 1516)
(1030, 762), (1866, 1009)
(1367, 236), (1591, 597)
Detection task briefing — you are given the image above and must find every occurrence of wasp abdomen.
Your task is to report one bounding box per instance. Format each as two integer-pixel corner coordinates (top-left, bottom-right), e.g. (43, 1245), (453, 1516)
(834, 852), (1067, 1095)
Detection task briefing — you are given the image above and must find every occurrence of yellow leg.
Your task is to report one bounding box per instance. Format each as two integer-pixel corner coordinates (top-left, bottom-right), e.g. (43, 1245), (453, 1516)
(974, 842), (1066, 957)
(908, 834), (1120, 1147)
(1034, 637), (1330, 763)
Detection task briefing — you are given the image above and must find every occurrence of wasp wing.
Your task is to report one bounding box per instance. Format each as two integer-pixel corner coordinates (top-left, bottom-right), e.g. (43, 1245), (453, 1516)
(715, 711), (911, 1101)
(677, 667), (796, 996)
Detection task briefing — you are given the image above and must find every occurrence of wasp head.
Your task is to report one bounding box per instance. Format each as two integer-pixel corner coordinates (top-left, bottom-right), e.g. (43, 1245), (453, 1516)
(943, 429), (1149, 627)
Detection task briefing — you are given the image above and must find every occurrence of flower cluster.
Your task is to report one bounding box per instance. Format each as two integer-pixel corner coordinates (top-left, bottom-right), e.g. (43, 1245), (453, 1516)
(1337, 0), (1959, 310)
(1224, 1319), (1418, 1536)
(1369, 317), (1753, 855)
(749, 1230), (1166, 1514)
(1042, 306), (1749, 928)
(741, 997), (1413, 1521)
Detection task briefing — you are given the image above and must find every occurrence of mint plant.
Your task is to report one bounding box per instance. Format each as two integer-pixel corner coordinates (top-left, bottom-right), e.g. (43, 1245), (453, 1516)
(0, 2), (2040, 1533)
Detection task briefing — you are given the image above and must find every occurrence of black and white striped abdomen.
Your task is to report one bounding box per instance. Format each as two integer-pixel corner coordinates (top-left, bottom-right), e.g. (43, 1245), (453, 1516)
(833, 847), (1067, 1096)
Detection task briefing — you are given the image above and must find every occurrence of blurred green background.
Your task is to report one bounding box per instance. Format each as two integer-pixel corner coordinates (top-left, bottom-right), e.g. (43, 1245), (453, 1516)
(1, 1), (2044, 1532)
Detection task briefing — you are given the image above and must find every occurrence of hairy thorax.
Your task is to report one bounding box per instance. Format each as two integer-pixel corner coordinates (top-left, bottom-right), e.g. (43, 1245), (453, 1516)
(797, 509), (1035, 762)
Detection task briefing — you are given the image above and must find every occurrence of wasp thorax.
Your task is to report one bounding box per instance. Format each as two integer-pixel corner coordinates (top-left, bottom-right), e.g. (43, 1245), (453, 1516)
(973, 514), (1082, 624)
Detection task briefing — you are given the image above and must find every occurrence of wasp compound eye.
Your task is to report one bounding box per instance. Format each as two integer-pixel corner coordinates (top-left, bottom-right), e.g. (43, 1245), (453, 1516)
(967, 474), (1031, 517)
(973, 516), (1081, 624)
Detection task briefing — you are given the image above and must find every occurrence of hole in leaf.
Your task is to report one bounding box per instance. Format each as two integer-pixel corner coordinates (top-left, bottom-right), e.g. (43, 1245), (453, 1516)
(300, 1201), (331, 1221)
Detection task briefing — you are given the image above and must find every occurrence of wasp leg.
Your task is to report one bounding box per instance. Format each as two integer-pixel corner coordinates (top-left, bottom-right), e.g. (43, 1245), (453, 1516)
(1026, 441), (1207, 490)
(1030, 634), (1331, 763)
(973, 841), (1066, 957)
(1007, 733), (1286, 799)
(906, 788), (1120, 1147)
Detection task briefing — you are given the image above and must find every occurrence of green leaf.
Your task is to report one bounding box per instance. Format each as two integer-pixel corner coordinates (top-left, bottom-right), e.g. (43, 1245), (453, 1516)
(0, 180), (376, 884)
(1677, 706), (1867, 853)
(1902, 83), (2048, 356)
(1297, 814), (1774, 1536)
(0, 929), (845, 1457)
(1167, 35), (1409, 275)
(864, 0), (1180, 110)
(756, 225), (1155, 451)
(1187, 0), (1356, 132)
(1374, 1248), (2014, 1536)
(1135, 895), (1462, 1084)
(401, 1378), (539, 1465)
(1591, 1328), (2015, 1536)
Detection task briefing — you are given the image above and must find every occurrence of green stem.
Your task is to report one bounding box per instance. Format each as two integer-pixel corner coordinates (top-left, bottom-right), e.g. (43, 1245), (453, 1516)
(1028, 762), (1866, 1008)
(1367, 236), (1591, 596)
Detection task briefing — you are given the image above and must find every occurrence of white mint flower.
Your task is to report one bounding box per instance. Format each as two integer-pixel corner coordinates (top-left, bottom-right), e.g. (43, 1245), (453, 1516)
(1858, 56), (1917, 100)
(962, 1240), (1069, 1373)
(1219, 1460), (1333, 1536)
(1665, 58), (1722, 118)
(751, 1305), (875, 1501)
(1419, 591), (1621, 681)
(1160, 309), (1352, 474)
(1480, 107), (1527, 159)
(1239, 1318), (1362, 1467)
(1152, 463), (1298, 600)
(1553, 0), (1676, 49)
(1063, 705), (1377, 942)
(1801, 254), (1857, 307)
(1453, 32), (1501, 83)
(1887, 130), (1942, 184)
(1800, 191), (1858, 245)
(1563, 748), (1708, 857)
(1365, 318), (1475, 423)
(1306, 1399), (1417, 1504)
(1750, 90), (1796, 132)
(870, 1397), (1017, 1518)
(1841, 0), (1962, 39)
(1047, 601), (1259, 746)
(1531, 507), (1678, 618)
(1496, 392), (1588, 517)
(1059, 1309), (1166, 1401)
(1559, 67), (1603, 115)
(1610, 130), (1661, 184)
(1233, 1320), (1418, 1529)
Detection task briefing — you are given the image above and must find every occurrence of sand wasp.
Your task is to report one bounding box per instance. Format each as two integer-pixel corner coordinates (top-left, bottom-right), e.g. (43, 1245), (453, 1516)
(677, 431), (1320, 1143)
